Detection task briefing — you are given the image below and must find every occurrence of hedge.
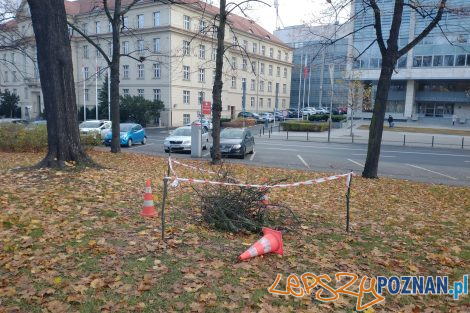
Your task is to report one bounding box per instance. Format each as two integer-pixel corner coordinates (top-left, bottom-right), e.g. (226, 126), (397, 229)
(280, 121), (329, 132)
(0, 124), (101, 153)
(221, 118), (257, 128)
(308, 114), (346, 122)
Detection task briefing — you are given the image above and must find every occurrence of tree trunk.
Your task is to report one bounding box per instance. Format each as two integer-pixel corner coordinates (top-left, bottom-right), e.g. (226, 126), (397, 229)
(110, 2), (122, 153)
(362, 56), (394, 178)
(27, 0), (92, 168)
(211, 0), (226, 165)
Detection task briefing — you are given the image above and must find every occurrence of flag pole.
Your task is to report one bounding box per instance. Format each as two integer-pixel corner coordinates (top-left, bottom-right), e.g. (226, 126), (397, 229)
(302, 54), (307, 115)
(95, 58), (98, 120)
(83, 66), (86, 121)
(108, 68), (111, 121)
(297, 54), (302, 120)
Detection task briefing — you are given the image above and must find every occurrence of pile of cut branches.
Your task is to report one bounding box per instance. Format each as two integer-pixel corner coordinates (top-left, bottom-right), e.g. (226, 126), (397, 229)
(192, 170), (299, 233)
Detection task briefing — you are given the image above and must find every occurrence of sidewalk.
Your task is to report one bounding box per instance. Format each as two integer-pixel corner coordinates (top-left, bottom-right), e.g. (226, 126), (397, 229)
(259, 121), (470, 149)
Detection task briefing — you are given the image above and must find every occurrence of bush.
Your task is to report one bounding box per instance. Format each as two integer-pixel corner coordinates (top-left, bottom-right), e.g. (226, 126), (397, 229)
(280, 121), (329, 132)
(308, 114), (346, 122)
(0, 124), (101, 153)
(221, 118), (256, 128)
(0, 124), (48, 152)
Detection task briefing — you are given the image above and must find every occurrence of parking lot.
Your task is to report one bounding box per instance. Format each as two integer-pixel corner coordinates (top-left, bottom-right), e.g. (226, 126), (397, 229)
(106, 126), (470, 186)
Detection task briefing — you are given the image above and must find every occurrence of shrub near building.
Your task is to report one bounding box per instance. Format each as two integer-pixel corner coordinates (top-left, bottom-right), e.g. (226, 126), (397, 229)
(280, 121), (329, 132)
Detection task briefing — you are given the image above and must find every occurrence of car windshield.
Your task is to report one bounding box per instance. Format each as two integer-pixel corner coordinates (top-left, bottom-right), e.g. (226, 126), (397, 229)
(221, 129), (243, 139)
(172, 128), (191, 136)
(120, 124), (134, 132)
(80, 121), (102, 128)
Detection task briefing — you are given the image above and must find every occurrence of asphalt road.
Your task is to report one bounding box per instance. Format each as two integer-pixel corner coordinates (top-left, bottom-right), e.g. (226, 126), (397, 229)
(123, 127), (470, 186)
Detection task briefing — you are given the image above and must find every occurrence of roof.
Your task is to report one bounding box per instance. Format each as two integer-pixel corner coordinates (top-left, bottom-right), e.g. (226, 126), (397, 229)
(63, 0), (289, 48)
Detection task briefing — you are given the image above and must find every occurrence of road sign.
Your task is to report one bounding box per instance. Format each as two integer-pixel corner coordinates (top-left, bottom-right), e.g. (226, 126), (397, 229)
(202, 101), (211, 115)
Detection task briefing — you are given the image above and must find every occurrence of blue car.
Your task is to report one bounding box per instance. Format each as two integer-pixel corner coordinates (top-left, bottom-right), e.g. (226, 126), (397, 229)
(103, 123), (146, 147)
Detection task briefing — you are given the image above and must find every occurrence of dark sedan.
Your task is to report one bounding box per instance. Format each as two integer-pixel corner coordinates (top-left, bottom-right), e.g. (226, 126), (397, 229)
(211, 128), (255, 159)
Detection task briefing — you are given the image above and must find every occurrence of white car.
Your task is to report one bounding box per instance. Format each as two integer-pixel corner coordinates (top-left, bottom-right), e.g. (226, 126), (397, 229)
(79, 120), (112, 139)
(259, 113), (274, 122)
(164, 126), (210, 153)
(302, 108), (317, 115)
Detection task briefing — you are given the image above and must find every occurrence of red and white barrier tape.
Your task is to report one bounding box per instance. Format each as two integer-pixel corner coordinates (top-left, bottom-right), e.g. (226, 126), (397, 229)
(169, 158), (242, 183)
(166, 172), (354, 189)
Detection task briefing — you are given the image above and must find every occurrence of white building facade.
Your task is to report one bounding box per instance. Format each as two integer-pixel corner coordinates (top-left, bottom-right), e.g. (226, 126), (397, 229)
(0, 0), (293, 126)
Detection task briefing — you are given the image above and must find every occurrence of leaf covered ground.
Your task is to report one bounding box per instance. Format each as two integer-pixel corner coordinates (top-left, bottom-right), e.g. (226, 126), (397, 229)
(0, 151), (469, 313)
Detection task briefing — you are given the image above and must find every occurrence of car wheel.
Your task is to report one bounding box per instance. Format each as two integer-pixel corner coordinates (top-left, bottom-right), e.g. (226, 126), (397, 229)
(127, 139), (133, 147)
(164, 149), (169, 153)
(249, 144), (255, 154)
(238, 147), (246, 159)
(142, 136), (147, 145)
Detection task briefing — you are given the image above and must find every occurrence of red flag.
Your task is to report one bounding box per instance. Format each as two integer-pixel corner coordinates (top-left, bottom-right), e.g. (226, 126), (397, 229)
(303, 66), (308, 79)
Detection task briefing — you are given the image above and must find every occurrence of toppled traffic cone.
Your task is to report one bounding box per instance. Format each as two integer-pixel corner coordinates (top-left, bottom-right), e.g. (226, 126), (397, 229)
(238, 228), (283, 261)
(140, 180), (157, 217)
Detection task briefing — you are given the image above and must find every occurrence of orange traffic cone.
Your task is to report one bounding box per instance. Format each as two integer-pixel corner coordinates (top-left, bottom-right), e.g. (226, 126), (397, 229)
(238, 228), (283, 261)
(140, 180), (157, 217)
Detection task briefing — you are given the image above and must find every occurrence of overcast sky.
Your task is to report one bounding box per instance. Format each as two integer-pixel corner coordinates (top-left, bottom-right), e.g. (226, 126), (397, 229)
(229, 0), (327, 33)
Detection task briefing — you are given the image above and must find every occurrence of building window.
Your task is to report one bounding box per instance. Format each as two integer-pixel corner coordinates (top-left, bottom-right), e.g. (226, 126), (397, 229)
(183, 15), (191, 30)
(96, 45), (101, 58)
(153, 63), (161, 78)
(183, 113), (190, 124)
(243, 40), (248, 50)
(95, 21), (101, 34)
(260, 63), (265, 74)
(183, 90), (190, 104)
(231, 57), (237, 69)
(212, 48), (217, 61)
(456, 54), (466, 66)
(183, 66), (190, 80)
(199, 20), (206, 32)
(276, 66), (280, 77)
(83, 45), (89, 58)
(82, 23), (88, 35)
(138, 40), (145, 55)
(268, 64), (273, 76)
(252, 62), (256, 73)
(3, 71), (8, 82)
(269, 48), (273, 58)
(242, 59), (247, 71)
(283, 84), (287, 94)
(183, 40), (190, 55)
(250, 79), (255, 91)
(96, 66), (101, 78)
(261, 45), (265, 56)
(268, 98), (271, 108)
(137, 14), (144, 28)
(137, 64), (144, 79)
(123, 65), (129, 79)
(153, 38), (161, 53)
(153, 89), (161, 101)
(154, 11), (160, 26)
(282, 99), (286, 108)
(250, 97), (255, 108)
(12, 71), (17, 82)
(199, 45), (205, 59)
(433, 55), (443, 67)
(444, 55), (454, 66)
(241, 78), (246, 88)
(259, 81), (264, 92)
(85, 89), (89, 101)
(284, 52), (288, 62)
(123, 89), (130, 96)
(231, 76), (236, 88)
(123, 16), (128, 29)
(252, 42), (257, 54)
(283, 67), (287, 78)
(259, 98), (263, 108)
(268, 82), (272, 92)
(195, 68), (204, 82)
(108, 21), (112, 32)
(108, 43), (112, 56)
(138, 89), (144, 97)
(84, 67), (89, 79)
(232, 35), (238, 46)
(123, 41), (129, 54)
(277, 50), (281, 59)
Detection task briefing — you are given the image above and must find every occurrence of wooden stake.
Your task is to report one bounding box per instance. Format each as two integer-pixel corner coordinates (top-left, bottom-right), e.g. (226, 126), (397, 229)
(346, 173), (352, 233)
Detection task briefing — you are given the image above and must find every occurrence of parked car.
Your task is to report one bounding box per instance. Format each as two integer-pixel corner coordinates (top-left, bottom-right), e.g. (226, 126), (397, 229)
(337, 107), (348, 114)
(186, 118), (213, 131)
(272, 111), (285, 121)
(238, 111), (260, 120)
(0, 118), (29, 124)
(163, 126), (209, 153)
(79, 120), (111, 139)
(212, 128), (255, 159)
(316, 107), (328, 114)
(288, 109), (302, 118)
(103, 123), (146, 147)
(302, 107), (317, 116)
(259, 113), (274, 123)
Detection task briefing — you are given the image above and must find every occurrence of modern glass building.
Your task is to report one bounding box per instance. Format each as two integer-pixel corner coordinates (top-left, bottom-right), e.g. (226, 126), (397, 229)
(274, 24), (350, 111)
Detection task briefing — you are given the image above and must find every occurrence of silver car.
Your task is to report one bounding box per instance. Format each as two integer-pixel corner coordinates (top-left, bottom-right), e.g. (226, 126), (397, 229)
(79, 120), (112, 139)
(164, 126), (209, 153)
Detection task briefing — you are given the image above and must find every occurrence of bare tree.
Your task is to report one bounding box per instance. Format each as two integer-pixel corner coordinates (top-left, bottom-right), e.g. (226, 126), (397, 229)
(27, 0), (93, 168)
(323, 0), (447, 178)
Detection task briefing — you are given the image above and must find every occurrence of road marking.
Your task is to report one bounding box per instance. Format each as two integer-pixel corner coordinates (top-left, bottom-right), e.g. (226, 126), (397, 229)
(264, 147), (299, 151)
(465, 161), (470, 163)
(351, 153), (366, 156)
(250, 151), (256, 161)
(297, 155), (310, 169)
(406, 164), (457, 180)
(347, 159), (364, 167)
